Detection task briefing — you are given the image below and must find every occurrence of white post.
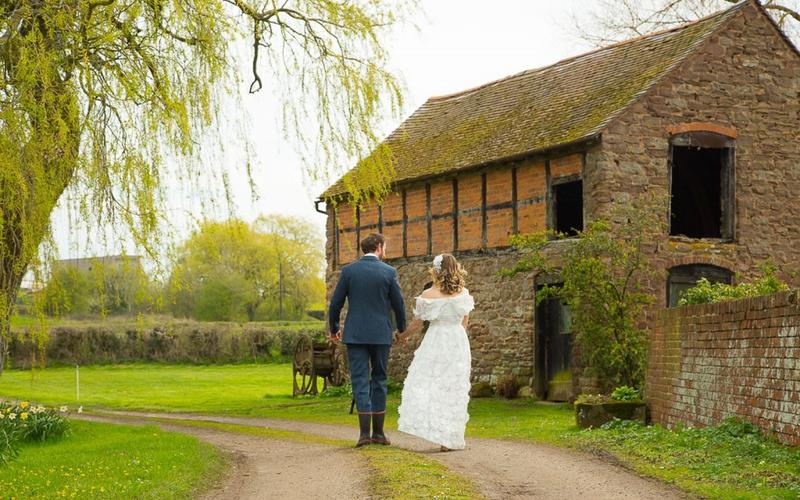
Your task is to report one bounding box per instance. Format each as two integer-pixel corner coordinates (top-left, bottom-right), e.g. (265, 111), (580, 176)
(76, 364), (80, 402)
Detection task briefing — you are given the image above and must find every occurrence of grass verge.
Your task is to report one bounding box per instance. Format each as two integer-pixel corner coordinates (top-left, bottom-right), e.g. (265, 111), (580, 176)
(0, 419), (224, 498)
(3, 363), (798, 499)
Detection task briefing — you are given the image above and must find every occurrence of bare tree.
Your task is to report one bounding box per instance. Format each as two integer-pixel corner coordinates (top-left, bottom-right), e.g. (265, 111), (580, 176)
(573, 0), (799, 46)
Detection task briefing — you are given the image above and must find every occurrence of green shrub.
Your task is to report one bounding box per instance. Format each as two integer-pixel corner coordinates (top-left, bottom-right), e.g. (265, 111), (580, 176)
(321, 383), (352, 398)
(0, 401), (70, 465)
(470, 382), (495, 398)
(495, 373), (520, 399)
(9, 319), (326, 367)
(574, 393), (608, 405)
(678, 263), (789, 305)
(610, 386), (641, 402)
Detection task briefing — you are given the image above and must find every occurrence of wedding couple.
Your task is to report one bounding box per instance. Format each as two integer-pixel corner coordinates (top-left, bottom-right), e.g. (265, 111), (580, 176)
(328, 233), (474, 451)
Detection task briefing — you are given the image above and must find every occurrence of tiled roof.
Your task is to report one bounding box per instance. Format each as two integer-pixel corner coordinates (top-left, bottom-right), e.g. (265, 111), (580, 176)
(322, 2), (746, 198)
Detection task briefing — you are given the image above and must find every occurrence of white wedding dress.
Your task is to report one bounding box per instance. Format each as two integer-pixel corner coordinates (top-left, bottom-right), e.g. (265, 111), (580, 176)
(397, 288), (474, 449)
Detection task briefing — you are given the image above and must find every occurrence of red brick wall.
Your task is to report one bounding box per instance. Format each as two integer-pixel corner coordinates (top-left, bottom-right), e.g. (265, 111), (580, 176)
(517, 159), (547, 234)
(430, 181), (454, 254)
(647, 291), (800, 446)
(336, 202), (358, 264)
(551, 154), (582, 180)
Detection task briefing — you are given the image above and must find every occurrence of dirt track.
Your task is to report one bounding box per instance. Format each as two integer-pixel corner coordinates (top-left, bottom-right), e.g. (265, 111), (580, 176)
(82, 410), (688, 499)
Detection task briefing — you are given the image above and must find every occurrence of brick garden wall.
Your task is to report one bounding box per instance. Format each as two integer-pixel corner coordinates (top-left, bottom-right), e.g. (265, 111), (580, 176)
(647, 291), (800, 446)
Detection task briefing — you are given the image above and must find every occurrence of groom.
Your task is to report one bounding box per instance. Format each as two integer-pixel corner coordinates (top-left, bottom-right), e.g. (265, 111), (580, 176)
(328, 233), (407, 447)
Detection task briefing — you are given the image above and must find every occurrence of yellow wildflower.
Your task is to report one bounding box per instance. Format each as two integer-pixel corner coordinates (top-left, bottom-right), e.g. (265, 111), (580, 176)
(20, 412), (29, 421)
(19, 401), (29, 409)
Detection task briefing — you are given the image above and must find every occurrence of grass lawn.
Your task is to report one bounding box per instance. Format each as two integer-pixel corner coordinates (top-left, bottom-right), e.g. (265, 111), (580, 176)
(0, 419), (224, 498)
(2, 363), (798, 499)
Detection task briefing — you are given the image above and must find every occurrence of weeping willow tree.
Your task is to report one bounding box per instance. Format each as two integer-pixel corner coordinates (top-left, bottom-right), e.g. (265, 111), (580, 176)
(0, 0), (413, 373)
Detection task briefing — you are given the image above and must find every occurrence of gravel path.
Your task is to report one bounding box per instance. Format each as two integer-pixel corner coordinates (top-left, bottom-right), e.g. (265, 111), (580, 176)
(77, 414), (369, 500)
(86, 410), (688, 499)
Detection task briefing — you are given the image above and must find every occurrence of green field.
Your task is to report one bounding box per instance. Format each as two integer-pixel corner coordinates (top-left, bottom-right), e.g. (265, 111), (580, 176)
(0, 419), (223, 498)
(2, 363), (798, 499)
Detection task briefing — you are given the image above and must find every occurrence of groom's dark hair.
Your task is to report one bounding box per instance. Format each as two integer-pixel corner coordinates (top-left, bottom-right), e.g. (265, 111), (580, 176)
(361, 233), (385, 254)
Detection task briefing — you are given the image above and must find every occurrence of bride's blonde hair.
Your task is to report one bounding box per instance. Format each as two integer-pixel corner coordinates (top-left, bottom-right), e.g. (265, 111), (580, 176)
(430, 253), (467, 295)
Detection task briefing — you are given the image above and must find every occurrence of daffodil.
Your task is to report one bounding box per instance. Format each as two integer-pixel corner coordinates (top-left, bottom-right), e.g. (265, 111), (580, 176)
(19, 401), (29, 409)
(8, 413), (16, 420)
(59, 406), (68, 413)
(0, 413), (5, 419)
(20, 412), (29, 420)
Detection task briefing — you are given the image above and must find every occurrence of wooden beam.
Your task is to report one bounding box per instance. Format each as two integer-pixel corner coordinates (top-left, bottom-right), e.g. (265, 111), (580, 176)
(426, 183), (432, 256)
(511, 166), (518, 234)
(453, 178), (459, 252)
(402, 189), (408, 258)
(481, 172), (488, 249)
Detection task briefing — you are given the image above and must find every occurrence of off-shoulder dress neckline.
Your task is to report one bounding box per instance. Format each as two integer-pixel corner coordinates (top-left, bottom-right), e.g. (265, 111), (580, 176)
(415, 288), (469, 301)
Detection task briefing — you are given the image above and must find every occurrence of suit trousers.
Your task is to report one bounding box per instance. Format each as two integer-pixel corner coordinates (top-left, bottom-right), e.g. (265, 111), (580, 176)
(346, 344), (391, 414)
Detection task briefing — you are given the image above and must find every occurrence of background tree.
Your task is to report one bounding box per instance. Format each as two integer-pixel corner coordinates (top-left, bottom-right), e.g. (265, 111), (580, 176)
(0, 0), (413, 372)
(573, 0), (799, 45)
(503, 196), (669, 391)
(254, 215), (325, 320)
(41, 260), (157, 317)
(166, 216), (324, 322)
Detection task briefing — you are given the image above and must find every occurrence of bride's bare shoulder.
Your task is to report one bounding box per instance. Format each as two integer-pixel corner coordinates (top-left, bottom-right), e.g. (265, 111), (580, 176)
(420, 287), (444, 299)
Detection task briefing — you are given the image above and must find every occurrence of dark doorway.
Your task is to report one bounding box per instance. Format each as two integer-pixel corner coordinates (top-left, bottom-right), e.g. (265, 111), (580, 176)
(553, 179), (583, 236)
(535, 293), (573, 401)
(667, 264), (733, 307)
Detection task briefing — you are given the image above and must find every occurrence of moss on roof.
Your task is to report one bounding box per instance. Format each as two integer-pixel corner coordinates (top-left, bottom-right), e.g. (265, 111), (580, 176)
(322, 2), (746, 199)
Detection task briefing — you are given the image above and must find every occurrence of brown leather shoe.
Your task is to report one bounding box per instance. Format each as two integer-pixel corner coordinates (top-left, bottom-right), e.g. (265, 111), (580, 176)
(355, 435), (372, 448)
(371, 435), (391, 446)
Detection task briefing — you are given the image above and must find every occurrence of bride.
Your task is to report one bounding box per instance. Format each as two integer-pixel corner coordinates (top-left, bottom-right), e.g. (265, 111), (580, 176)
(397, 253), (474, 451)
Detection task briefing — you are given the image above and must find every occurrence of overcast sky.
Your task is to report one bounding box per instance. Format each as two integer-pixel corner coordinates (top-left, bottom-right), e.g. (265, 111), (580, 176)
(52, 0), (594, 264)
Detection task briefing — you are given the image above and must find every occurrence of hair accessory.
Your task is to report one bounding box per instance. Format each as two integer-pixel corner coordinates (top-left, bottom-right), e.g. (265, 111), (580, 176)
(432, 254), (444, 272)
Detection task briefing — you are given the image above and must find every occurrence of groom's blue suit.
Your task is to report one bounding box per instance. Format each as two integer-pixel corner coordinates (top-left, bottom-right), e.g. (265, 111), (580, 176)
(329, 254), (407, 414)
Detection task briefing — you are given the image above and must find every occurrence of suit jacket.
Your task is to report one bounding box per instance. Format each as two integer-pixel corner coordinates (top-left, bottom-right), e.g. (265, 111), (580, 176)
(328, 255), (407, 345)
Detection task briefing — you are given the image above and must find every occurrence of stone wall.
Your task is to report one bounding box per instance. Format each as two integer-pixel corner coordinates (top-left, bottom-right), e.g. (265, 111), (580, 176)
(647, 291), (800, 446)
(597, 1), (800, 307)
(326, 249), (536, 383)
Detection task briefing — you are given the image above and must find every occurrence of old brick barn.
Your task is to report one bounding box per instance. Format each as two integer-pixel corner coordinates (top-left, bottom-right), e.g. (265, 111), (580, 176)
(319, 1), (800, 402)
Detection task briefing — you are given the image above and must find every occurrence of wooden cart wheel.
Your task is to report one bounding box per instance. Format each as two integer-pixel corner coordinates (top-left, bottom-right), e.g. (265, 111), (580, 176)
(327, 342), (349, 387)
(292, 334), (315, 396)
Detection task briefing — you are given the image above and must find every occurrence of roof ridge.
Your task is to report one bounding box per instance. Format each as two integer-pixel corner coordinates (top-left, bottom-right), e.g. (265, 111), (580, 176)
(427, 1), (747, 103)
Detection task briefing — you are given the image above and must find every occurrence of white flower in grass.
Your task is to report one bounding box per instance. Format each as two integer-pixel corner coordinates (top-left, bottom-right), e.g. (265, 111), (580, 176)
(59, 406), (68, 413)
(8, 413), (16, 420)
(0, 413), (4, 419)
(77, 406), (83, 414)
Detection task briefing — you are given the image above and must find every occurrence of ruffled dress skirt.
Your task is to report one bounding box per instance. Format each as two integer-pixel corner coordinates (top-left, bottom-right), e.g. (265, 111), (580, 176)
(397, 321), (471, 449)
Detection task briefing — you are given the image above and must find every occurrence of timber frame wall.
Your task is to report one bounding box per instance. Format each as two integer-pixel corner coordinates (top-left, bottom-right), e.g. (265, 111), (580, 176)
(332, 151), (587, 266)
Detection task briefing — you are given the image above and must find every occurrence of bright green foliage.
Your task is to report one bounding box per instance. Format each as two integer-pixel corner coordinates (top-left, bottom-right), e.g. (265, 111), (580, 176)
(0, 420), (223, 497)
(678, 263), (789, 305)
(0, 0), (413, 373)
(41, 261), (158, 317)
(503, 196), (668, 391)
(610, 385), (641, 402)
(166, 216), (324, 321)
